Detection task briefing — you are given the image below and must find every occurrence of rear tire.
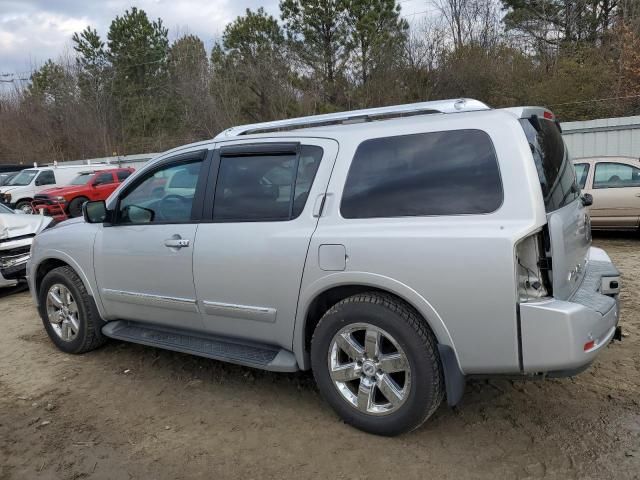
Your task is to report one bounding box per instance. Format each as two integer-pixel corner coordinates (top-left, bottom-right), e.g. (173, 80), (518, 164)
(38, 266), (107, 354)
(311, 292), (444, 436)
(68, 196), (88, 218)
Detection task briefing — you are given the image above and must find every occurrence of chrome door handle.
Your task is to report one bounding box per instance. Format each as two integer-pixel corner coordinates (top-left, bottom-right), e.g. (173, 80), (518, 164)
(164, 237), (190, 248)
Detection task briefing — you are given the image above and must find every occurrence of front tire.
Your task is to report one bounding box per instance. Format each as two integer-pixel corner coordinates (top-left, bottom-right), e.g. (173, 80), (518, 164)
(15, 200), (33, 214)
(68, 196), (88, 217)
(38, 266), (107, 354)
(311, 292), (444, 436)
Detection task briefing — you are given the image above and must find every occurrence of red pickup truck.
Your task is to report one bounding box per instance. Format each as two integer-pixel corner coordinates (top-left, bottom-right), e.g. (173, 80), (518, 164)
(33, 168), (134, 219)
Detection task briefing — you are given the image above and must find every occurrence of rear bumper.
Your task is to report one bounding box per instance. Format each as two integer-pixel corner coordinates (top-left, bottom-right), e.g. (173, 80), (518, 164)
(519, 247), (620, 374)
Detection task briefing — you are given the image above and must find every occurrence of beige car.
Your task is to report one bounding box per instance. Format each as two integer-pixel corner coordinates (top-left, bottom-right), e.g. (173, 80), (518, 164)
(574, 156), (640, 229)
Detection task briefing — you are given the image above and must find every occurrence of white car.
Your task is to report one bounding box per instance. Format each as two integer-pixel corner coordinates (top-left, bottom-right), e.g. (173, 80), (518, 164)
(0, 203), (52, 287)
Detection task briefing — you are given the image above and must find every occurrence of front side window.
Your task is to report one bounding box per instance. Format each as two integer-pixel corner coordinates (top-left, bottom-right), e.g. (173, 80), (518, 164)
(213, 145), (322, 221)
(594, 162), (640, 189)
(117, 160), (203, 224)
(340, 130), (503, 218)
(9, 169), (38, 186)
(71, 173), (94, 185)
(36, 170), (56, 186)
(574, 163), (589, 189)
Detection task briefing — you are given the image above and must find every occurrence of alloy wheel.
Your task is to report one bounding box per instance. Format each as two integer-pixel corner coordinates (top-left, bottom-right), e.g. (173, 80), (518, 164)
(328, 323), (411, 416)
(46, 284), (80, 342)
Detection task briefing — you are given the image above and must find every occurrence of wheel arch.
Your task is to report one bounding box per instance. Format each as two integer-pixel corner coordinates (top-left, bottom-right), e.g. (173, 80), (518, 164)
(32, 252), (102, 315)
(293, 273), (458, 372)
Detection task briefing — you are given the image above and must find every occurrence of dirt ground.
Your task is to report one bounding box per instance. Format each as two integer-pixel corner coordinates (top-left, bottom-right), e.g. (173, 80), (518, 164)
(1, 235), (639, 480)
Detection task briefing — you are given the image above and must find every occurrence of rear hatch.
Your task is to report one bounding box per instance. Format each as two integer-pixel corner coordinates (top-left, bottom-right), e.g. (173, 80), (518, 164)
(519, 114), (591, 300)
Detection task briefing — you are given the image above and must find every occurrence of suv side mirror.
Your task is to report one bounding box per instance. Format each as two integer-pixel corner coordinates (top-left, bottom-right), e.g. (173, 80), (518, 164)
(83, 200), (108, 223)
(581, 193), (593, 207)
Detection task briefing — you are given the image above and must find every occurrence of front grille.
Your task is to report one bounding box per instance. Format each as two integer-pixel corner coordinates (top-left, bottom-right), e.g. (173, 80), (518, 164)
(33, 195), (54, 205)
(0, 234), (35, 245)
(0, 245), (31, 257)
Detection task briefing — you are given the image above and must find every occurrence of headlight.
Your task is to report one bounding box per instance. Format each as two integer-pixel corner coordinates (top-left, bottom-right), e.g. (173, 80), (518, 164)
(53, 196), (66, 203)
(3, 193), (11, 202)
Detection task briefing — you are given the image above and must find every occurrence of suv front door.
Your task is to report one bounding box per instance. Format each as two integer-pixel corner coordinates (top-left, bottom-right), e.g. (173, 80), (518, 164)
(94, 150), (210, 330)
(193, 140), (338, 349)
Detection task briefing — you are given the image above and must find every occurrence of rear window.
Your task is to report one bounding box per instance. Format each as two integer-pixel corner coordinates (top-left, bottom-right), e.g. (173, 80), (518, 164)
(340, 129), (503, 218)
(519, 118), (579, 212)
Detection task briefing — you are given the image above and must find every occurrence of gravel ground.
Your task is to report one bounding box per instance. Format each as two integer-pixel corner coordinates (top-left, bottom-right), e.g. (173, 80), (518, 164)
(0, 234), (639, 480)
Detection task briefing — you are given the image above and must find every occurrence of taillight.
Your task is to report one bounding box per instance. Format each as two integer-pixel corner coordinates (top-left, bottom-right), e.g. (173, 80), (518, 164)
(515, 231), (549, 302)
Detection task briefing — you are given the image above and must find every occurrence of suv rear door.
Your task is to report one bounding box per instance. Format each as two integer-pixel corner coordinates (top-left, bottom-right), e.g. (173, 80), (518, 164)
(192, 139), (338, 349)
(519, 115), (590, 300)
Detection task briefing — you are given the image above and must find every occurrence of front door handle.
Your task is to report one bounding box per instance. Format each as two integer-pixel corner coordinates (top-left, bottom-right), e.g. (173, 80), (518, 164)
(164, 236), (190, 249)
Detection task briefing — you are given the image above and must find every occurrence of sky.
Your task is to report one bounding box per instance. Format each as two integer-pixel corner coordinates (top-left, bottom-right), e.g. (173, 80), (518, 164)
(0, 0), (429, 82)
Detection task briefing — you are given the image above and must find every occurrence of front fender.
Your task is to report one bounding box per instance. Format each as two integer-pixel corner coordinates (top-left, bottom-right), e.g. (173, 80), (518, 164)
(292, 271), (459, 371)
(29, 249), (106, 314)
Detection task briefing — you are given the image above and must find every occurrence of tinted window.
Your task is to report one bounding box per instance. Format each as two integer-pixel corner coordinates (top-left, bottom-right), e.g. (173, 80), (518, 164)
(117, 170), (132, 182)
(37, 170), (56, 186)
(574, 163), (589, 189)
(340, 130), (502, 218)
(95, 172), (114, 185)
(118, 160), (203, 224)
(213, 145), (322, 221)
(519, 118), (579, 211)
(594, 162), (640, 189)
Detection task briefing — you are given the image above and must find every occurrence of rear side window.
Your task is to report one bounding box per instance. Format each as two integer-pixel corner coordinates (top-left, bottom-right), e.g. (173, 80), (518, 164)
(574, 163), (589, 189)
(519, 118), (579, 211)
(340, 130), (502, 218)
(213, 145), (322, 222)
(593, 162), (640, 188)
(117, 170), (132, 182)
(95, 172), (114, 185)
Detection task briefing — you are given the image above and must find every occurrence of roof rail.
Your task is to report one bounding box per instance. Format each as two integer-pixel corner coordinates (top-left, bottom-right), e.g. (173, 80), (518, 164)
(214, 98), (491, 139)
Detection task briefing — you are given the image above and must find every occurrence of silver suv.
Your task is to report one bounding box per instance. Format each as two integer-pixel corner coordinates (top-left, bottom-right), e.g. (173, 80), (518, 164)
(28, 99), (621, 436)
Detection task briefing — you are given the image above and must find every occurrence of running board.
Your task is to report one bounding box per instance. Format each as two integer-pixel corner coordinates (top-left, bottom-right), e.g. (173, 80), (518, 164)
(102, 321), (299, 372)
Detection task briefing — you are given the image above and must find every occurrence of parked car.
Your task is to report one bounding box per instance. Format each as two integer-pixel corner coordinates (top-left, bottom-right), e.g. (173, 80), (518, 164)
(573, 156), (640, 230)
(0, 203), (52, 288)
(0, 164), (118, 213)
(28, 99), (621, 436)
(32, 168), (135, 219)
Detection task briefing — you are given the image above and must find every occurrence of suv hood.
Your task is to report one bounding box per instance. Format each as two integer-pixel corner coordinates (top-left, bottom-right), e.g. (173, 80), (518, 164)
(0, 213), (52, 244)
(39, 185), (87, 197)
(0, 185), (25, 194)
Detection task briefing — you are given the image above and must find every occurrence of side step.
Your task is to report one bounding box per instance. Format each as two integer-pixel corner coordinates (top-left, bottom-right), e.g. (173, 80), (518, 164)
(102, 321), (299, 372)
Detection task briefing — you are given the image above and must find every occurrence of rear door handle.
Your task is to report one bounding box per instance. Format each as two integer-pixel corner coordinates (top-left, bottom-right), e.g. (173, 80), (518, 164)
(164, 236), (190, 249)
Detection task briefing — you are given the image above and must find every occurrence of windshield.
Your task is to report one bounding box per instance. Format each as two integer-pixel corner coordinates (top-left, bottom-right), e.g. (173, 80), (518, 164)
(8, 169), (38, 186)
(71, 173), (94, 185)
(519, 118), (579, 212)
(0, 203), (14, 214)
